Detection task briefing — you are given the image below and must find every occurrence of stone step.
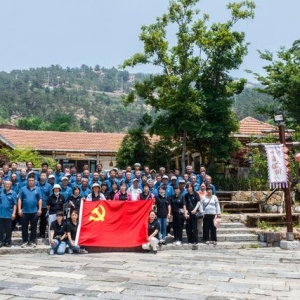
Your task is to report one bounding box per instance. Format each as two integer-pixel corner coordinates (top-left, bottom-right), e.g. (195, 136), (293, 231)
(9, 238), (49, 246)
(0, 241), (260, 255)
(220, 222), (246, 228)
(162, 241), (259, 250)
(217, 227), (255, 234)
(217, 233), (258, 242)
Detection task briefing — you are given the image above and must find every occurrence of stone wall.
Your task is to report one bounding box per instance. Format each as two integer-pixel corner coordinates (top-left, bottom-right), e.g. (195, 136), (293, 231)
(231, 191), (284, 213)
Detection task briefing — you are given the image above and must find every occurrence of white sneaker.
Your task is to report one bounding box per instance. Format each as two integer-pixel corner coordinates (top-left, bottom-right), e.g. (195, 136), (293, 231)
(49, 249), (55, 255)
(68, 248), (73, 254)
(175, 241), (182, 246)
(31, 242), (37, 248)
(21, 242), (29, 248)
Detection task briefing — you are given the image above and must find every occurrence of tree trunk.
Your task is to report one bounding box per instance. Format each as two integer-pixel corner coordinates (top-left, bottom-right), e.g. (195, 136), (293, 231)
(181, 130), (187, 175)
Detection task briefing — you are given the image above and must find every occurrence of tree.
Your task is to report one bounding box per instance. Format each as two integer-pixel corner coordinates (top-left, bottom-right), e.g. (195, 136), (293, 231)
(116, 127), (152, 169)
(253, 39), (300, 127)
(121, 0), (255, 172)
(0, 147), (56, 168)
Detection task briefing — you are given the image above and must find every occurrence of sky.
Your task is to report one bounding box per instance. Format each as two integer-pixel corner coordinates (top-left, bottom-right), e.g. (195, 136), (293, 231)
(0, 0), (300, 82)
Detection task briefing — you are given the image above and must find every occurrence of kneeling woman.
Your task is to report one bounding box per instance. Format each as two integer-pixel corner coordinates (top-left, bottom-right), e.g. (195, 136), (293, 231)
(66, 210), (88, 254)
(142, 211), (160, 254)
(49, 211), (67, 255)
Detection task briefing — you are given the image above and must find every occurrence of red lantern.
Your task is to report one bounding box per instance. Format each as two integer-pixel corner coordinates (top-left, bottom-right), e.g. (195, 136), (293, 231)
(295, 153), (300, 163)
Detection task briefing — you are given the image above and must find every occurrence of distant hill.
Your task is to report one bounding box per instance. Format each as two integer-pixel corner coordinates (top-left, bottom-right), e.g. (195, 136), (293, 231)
(0, 64), (274, 132)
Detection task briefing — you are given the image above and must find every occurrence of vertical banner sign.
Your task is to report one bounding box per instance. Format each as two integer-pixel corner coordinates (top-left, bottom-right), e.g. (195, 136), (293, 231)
(76, 200), (154, 247)
(265, 144), (288, 189)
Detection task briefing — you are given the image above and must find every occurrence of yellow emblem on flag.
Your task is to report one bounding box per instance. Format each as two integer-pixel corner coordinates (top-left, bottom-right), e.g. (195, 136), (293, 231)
(89, 205), (106, 222)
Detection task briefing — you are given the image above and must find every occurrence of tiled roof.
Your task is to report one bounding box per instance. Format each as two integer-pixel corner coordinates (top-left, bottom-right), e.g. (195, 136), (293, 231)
(0, 129), (126, 152)
(238, 117), (276, 136)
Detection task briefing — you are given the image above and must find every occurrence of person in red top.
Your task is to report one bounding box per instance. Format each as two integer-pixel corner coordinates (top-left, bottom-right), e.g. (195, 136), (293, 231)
(113, 183), (132, 201)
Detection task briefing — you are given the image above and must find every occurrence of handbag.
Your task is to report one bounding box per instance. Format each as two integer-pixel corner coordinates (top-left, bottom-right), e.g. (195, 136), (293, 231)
(214, 215), (221, 228)
(194, 210), (203, 219)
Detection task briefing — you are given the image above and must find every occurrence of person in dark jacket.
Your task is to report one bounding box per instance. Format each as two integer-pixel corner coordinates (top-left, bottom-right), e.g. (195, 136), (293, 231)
(170, 186), (187, 246)
(155, 186), (171, 244)
(184, 183), (200, 249)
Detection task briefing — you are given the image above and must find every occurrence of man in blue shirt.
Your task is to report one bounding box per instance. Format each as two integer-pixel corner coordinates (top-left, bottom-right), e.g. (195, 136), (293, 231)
(2, 164), (11, 182)
(18, 175), (42, 248)
(18, 168), (27, 188)
(0, 181), (17, 247)
(59, 177), (72, 214)
(54, 163), (64, 184)
(36, 173), (52, 238)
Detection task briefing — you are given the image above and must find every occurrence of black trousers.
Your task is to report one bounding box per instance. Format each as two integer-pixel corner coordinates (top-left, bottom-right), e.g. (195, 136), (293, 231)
(186, 215), (198, 243)
(39, 208), (48, 237)
(203, 214), (217, 242)
(22, 213), (38, 243)
(0, 218), (13, 244)
(172, 212), (184, 242)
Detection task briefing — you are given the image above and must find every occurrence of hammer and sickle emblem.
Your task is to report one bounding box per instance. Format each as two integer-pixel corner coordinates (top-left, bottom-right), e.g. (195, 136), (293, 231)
(89, 205), (106, 222)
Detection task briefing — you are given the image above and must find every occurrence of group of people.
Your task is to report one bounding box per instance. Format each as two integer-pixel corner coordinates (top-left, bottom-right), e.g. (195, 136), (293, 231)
(0, 160), (221, 254)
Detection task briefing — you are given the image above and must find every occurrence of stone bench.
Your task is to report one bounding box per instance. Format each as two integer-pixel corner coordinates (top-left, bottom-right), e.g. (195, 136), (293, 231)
(220, 201), (262, 213)
(247, 213), (300, 227)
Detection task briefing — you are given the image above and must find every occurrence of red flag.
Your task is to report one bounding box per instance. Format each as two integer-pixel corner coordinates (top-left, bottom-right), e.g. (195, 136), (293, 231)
(76, 200), (153, 247)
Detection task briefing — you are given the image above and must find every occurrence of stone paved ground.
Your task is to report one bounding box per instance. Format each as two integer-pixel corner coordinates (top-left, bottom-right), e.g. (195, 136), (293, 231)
(0, 247), (299, 300)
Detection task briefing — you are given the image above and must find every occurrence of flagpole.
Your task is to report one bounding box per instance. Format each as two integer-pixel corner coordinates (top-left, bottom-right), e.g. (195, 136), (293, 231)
(278, 123), (294, 240)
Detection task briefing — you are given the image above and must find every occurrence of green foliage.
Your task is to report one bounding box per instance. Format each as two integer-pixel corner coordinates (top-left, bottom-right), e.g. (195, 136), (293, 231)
(150, 139), (173, 171)
(116, 128), (152, 169)
(253, 39), (300, 127)
(0, 65), (152, 132)
(0, 148), (56, 168)
(122, 0), (255, 171)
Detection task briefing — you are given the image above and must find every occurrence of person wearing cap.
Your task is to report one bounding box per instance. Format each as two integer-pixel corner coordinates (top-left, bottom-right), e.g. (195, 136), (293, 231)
(155, 186), (171, 244)
(86, 183), (106, 201)
(196, 186), (220, 245)
(137, 183), (155, 200)
(169, 185), (187, 246)
(47, 184), (65, 241)
(47, 174), (55, 188)
(36, 173), (52, 238)
(178, 179), (187, 196)
(18, 175), (42, 248)
(170, 176), (178, 189)
(127, 178), (142, 201)
(185, 183), (201, 249)
(133, 163), (141, 178)
(67, 186), (82, 215)
(113, 182), (132, 201)
(59, 177), (72, 214)
(63, 173), (73, 188)
(80, 178), (91, 198)
(154, 175), (173, 198)
(49, 211), (67, 255)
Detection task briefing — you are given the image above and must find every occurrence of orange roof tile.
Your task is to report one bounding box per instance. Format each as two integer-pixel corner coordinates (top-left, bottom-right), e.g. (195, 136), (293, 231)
(0, 129), (126, 152)
(238, 117), (276, 136)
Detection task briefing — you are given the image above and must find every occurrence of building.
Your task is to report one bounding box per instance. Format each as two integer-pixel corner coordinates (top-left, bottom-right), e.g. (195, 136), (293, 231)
(0, 129), (126, 171)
